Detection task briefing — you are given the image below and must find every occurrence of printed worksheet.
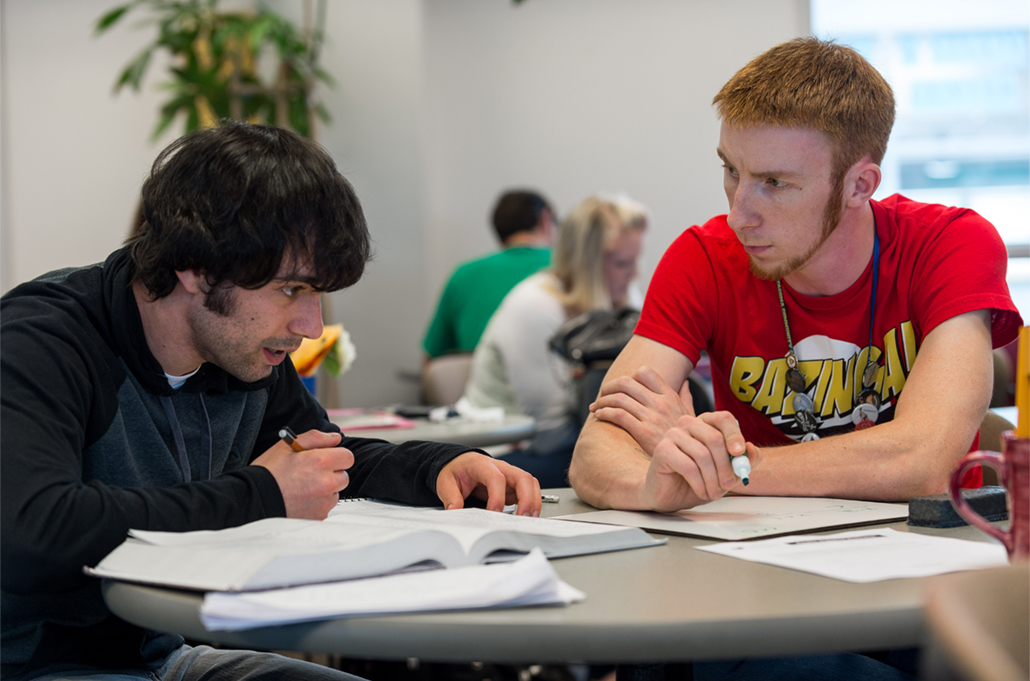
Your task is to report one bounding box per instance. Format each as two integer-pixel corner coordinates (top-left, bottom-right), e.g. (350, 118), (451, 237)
(696, 528), (1008, 582)
(555, 496), (908, 540)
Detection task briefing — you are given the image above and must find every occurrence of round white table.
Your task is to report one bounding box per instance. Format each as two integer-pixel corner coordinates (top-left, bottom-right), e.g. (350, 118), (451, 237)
(102, 490), (1006, 664)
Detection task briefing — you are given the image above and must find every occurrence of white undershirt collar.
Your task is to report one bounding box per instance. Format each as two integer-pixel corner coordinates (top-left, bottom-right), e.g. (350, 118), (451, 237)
(165, 367), (201, 389)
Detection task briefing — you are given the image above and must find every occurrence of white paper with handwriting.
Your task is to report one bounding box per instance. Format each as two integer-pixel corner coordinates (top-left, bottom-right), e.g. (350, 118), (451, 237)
(696, 528), (1008, 582)
(555, 496), (908, 541)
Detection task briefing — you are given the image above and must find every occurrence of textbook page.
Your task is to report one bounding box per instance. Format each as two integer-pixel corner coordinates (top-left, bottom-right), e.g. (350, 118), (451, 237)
(200, 549), (584, 631)
(554, 496), (908, 541)
(328, 499), (665, 558)
(696, 528), (1008, 582)
(87, 519), (457, 591)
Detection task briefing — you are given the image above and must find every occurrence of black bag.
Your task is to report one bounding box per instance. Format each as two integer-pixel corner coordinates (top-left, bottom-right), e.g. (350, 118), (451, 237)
(549, 308), (640, 365)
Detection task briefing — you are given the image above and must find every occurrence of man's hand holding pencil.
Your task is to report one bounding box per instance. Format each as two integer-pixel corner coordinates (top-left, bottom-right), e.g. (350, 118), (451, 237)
(251, 428), (354, 520)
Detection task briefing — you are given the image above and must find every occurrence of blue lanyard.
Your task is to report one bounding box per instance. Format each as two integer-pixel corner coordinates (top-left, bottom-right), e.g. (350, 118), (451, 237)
(867, 230), (880, 359)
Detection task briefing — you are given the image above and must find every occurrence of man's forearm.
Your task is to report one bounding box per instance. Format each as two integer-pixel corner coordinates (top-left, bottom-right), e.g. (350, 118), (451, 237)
(738, 312), (994, 501)
(568, 414), (652, 509)
(735, 414), (976, 501)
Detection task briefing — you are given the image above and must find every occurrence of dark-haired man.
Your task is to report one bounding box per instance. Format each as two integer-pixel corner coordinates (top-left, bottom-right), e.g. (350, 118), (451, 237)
(422, 189), (555, 358)
(1, 122), (540, 681)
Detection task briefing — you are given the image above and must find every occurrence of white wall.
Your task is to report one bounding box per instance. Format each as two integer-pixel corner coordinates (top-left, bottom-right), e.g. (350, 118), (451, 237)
(308, 0), (431, 407)
(1, 0), (180, 286)
(1, 0), (809, 407)
(421, 0), (810, 293)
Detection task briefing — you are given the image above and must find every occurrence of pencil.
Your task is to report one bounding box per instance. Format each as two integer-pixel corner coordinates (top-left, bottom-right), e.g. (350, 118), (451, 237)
(278, 426), (305, 452)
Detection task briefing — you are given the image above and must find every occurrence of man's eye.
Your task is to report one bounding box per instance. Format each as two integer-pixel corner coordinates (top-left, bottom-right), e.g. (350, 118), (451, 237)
(767, 178), (788, 188)
(723, 164), (738, 177)
(282, 286), (297, 297)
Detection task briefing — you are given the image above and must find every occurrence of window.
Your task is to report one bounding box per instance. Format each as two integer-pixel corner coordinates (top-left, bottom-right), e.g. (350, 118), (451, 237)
(812, 0), (1030, 319)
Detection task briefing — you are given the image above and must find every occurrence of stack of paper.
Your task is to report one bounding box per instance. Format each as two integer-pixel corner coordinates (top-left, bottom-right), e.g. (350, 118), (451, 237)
(87, 501), (661, 593)
(200, 548), (582, 630)
(89, 500), (666, 631)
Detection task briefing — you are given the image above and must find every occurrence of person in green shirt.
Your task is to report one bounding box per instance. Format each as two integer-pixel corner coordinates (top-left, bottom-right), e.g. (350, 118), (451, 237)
(422, 190), (555, 358)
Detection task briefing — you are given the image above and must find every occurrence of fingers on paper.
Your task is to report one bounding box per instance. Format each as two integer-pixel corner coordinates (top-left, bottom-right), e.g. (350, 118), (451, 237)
(436, 452), (540, 516)
(476, 461), (510, 513)
(436, 470), (466, 511)
(495, 459), (542, 517)
(468, 457), (540, 516)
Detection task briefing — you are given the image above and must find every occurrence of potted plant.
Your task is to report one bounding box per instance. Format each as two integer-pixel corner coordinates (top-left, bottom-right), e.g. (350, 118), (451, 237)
(96, 0), (332, 140)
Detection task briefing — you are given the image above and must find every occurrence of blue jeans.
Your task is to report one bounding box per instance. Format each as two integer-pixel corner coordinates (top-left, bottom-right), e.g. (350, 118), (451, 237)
(498, 422), (580, 488)
(28, 644), (365, 681)
(693, 651), (918, 681)
(618, 650), (918, 681)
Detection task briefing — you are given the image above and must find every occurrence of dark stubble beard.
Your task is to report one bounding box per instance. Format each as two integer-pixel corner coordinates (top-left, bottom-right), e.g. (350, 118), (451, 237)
(203, 282), (239, 317)
(748, 173), (846, 282)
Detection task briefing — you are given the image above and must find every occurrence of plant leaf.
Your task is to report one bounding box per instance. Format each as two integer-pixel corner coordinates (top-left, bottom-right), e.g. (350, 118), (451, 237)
(314, 102), (331, 124)
(312, 66), (335, 88)
(114, 48), (153, 92)
(248, 14), (274, 50)
(95, 4), (133, 34)
(150, 107), (181, 142)
(185, 104), (201, 134)
(104, 0), (334, 141)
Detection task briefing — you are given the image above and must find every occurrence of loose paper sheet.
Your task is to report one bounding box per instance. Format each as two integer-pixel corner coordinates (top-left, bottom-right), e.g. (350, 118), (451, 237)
(696, 528), (1008, 582)
(200, 548), (583, 630)
(555, 496), (909, 541)
(326, 408), (417, 430)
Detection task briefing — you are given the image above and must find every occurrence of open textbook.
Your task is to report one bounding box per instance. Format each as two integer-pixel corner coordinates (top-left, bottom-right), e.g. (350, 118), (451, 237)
(86, 499), (663, 592)
(555, 496), (909, 541)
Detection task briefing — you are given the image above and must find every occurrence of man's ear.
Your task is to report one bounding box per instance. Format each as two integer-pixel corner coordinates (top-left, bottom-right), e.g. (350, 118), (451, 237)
(844, 159), (882, 209)
(175, 270), (206, 295)
(538, 209), (555, 239)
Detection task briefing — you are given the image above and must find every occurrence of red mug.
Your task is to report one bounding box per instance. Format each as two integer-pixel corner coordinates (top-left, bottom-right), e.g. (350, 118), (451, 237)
(950, 430), (1030, 562)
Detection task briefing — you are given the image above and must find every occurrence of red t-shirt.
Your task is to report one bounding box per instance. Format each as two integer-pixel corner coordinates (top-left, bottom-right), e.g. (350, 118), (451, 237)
(637, 195), (1023, 484)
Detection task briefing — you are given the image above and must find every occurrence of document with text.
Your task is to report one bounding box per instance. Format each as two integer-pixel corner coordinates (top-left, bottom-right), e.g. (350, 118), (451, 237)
(554, 496), (908, 541)
(696, 528), (1008, 582)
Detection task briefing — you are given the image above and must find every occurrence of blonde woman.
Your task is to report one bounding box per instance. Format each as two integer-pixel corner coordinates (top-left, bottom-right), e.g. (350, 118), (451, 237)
(463, 194), (647, 486)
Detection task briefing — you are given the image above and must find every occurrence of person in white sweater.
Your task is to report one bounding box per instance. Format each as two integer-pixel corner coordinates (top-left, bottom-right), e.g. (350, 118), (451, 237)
(464, 194), (648, 486)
